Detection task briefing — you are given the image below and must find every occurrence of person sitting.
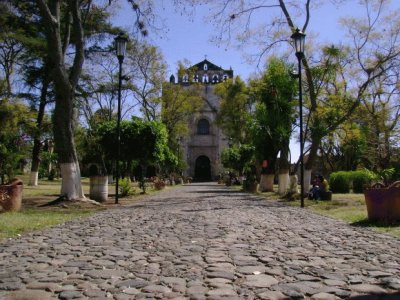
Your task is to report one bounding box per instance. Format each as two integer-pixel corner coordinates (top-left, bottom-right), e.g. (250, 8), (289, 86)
(319, 175), (329, 192)
(308, 175), (321, 200)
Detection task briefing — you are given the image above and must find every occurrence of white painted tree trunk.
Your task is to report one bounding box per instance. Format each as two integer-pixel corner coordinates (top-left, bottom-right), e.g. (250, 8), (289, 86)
(60, 163), (86, 200)
(304, 169), (312, 195)
(28, 171), (39, 186)
(259, 174), (274, 192)
(289, 175), (299, 194)
(278, 172), (290, 196)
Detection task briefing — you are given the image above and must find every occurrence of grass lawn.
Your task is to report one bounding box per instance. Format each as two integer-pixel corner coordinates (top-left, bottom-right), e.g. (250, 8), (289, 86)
(0, 174), (168, 241)
(257, 187), (400, 238)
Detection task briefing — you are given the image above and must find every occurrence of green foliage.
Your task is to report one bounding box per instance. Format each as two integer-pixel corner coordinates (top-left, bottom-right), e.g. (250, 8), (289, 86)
(377, 168), (396, 186)
(97, 117), (171, 173)
(249, 57), (297, 174)
(221, 144), (254, 175)
(329, 171), (351, 193)
(242, 165), (258, 191)
(215, 77), (251, 144)
(38, 150), (58, 179)
(350, 170), (375, 193)
(161, 82), (203, 140)
(0, 99), (35, 183)
(119, 178), (134, 197)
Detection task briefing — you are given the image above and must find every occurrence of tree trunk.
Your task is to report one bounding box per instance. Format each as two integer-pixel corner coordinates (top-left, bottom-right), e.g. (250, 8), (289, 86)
(37, 0), (85, 200)
(60, 162), (84, 199)
(304, 169), (312, 195)
(259, 174), (274, 192)
(29, 72), (50, 186)
(53, 84), (85, 200)
(278, 171), (290, 196)
(304, 135), (321, 193)
(288, 174), (299, 194)
(278, 140), (290, 196)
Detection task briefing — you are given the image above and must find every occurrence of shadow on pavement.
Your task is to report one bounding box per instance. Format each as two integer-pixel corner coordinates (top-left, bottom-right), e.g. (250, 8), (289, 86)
(347, 292), (400, 299)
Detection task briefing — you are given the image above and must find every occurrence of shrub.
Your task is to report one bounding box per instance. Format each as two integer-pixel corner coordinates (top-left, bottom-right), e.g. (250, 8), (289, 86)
(119, 178), (134, 197)
(329, 171), (351, 193)
(351, 170), (374, 193)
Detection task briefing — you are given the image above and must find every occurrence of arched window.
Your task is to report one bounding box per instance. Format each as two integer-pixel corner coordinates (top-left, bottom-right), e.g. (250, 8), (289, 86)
(204, 63), (208, 71)
(212, 75), (219, 83)
(223, 74), (228, 81)
(202, 74), (209, 83)
(194, 74), (199, 82)
(197, 119), (210, 135)
(182, 74), (189, 82)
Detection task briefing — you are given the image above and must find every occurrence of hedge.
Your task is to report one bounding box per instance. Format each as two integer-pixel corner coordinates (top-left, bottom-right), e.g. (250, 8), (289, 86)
(351, 170), (374, 193)
(329, 170), (376, 193)
(329, 171), (351, 193)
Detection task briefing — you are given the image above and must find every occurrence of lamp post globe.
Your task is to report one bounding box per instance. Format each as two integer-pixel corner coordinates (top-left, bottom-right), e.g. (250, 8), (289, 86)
(291, 28), (306, 208)
(114, 33), (127, 204)
(291, 28), (306, 58)
(115, 33), (128, 62)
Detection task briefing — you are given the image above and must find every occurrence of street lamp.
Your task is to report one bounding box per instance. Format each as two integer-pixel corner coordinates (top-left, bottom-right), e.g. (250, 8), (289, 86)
(114, 32), (128, 204)
(291, 28), (306, 208)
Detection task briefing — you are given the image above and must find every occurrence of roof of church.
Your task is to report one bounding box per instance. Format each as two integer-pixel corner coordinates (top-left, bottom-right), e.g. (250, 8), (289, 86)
(190, 59), (230, 72)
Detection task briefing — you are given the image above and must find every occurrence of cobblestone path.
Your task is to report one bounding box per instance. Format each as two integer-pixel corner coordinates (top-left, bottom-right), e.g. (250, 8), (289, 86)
(1, 183), (399, 299)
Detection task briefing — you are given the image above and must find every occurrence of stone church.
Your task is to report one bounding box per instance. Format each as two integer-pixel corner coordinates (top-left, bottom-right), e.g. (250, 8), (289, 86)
(169, 59), (234, 181)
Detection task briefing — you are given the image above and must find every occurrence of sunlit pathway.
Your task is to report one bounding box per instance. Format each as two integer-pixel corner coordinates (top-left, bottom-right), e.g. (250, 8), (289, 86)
(0, 183), (399, 299)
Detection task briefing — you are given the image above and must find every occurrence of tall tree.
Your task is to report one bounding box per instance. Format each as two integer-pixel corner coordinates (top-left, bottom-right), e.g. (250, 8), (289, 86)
(0, 1), (55, 186)
(35, 0), (87, 200)
(250, 57), (297, 193)
(214, 76), (252, 145)
(161, 81), (203, 141)
(35, 0), (152, 200)
(127, 41), (167, 121)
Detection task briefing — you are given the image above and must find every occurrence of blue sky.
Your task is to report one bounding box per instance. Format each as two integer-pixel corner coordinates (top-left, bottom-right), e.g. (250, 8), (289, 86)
(114, 1), (399, 79)
(113, 1), (398, 161)
(145, 1), (366, 80)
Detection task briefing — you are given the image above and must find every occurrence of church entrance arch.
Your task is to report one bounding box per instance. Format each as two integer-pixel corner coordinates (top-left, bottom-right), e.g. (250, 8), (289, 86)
(194, 155), (211, 181)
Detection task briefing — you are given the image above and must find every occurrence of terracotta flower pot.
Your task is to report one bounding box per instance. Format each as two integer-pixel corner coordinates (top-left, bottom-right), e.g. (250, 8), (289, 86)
(364, 181), (400, 223)
(0, 178), (23, 212)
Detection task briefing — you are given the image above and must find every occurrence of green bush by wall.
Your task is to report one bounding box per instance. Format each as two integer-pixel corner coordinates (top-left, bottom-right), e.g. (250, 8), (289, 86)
(351, 170), (374, 193)
(329, 171), (351, 193)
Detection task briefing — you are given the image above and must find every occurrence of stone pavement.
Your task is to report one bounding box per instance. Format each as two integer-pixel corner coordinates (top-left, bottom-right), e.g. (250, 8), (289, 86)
(0, 183), (399, 300)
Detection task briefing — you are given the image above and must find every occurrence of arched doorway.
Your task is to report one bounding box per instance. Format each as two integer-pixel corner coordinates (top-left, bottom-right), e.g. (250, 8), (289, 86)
(194, 155), (211, 181)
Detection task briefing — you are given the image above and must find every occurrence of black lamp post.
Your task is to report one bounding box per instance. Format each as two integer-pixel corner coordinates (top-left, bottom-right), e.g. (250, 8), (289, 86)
(291, 28), (306, 208)
(114, 32), (127, 204)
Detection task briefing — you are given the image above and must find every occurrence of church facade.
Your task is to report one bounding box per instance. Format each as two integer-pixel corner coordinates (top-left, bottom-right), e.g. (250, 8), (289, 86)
(169, 59), (234, 181)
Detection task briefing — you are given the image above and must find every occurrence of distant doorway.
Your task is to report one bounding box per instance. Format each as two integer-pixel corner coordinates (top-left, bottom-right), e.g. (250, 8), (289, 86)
(194, 156), (211, 181)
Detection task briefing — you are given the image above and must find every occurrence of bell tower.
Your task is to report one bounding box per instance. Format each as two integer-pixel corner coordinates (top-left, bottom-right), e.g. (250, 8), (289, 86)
(173, 59), (234, 181)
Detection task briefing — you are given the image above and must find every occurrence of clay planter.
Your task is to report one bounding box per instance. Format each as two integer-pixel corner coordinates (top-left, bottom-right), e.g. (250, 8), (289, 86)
(364, 181), (400, 223)
(0, 178), (23, 212)
(246, 182), (258, 193)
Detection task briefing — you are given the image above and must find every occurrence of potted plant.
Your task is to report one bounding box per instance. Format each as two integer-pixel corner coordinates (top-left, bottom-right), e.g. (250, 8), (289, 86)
(153, 177), (166, 190)
(0, 178), (23, 211)
(243, 166), (258, 193)
(363, 168), (400, 223)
